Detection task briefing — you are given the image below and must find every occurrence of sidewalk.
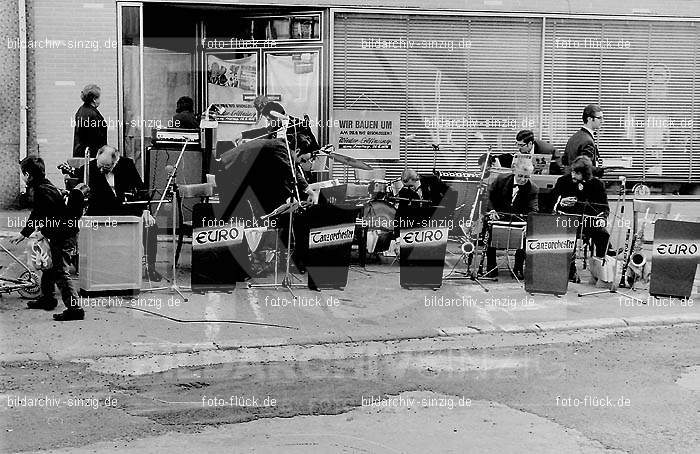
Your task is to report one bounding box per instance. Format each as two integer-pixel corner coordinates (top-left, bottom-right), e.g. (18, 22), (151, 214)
(0, 209), (698, 364)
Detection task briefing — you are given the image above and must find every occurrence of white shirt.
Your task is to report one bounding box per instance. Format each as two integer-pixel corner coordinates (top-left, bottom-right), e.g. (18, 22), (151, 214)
(105, 171), (116, 195)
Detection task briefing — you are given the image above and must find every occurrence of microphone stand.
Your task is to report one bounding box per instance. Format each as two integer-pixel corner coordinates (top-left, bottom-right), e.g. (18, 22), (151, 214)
(248, 116), (306, 297)
(443, 145), (494, 292)
(142, 138), (191, 302)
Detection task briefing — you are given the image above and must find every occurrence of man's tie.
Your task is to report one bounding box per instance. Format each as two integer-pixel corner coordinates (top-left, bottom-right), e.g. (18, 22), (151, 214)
(511, 185), (519, 205)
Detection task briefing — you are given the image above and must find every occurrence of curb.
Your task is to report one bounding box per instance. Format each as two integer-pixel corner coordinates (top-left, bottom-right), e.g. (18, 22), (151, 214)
(2, 314), (699, 365)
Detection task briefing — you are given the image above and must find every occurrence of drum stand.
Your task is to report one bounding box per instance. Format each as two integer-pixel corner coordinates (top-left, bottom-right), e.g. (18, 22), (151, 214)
(142, 139), (190, 302)
(480, 218), (524, 286)
(577, 177), (645, 303)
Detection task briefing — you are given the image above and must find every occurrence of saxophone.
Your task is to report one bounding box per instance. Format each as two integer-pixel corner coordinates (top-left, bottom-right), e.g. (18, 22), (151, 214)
(624, 219), (651, 288)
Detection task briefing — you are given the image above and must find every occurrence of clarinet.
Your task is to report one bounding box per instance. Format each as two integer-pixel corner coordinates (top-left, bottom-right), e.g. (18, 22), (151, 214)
(618, 225), (632, 287)
(477, 215), (490, 275)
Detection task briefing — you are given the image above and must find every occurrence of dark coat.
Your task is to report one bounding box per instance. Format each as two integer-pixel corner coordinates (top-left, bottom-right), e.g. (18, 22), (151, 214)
(552, 174), (609, 217)
(73, 103), (107, 158)
(487, 174), (539, 221)
(21, 178), (78, 240)
(172, 111), (200, 129)
(78, 157), (147, 217)
(563, 128), (598, 168)
(216, 139), (300, 220)
(497, 139), (557, 172)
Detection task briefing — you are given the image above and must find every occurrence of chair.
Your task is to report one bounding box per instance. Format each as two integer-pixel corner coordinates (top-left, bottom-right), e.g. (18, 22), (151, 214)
(624, 200), (671, 287)
(175, 180), (215, 266)
(632, 200), (672, 245)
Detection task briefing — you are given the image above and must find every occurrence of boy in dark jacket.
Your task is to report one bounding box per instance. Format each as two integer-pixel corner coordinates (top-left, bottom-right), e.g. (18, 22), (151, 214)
(11, 156), (84, 321)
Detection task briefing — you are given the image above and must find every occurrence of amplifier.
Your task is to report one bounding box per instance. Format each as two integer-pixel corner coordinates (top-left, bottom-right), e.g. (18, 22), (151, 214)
(152, 128), (201, 147)
(147, 147), (206, 226)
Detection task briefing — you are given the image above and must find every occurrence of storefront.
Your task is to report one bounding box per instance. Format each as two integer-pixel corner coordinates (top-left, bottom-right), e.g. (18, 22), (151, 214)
(12, 0), (700, 209)
(114, 2), (700, 191)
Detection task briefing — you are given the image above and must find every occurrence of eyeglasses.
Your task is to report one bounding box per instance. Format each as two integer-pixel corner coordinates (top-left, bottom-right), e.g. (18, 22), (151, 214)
(593, 115), (604, 120)
(516, 142), (529, 148)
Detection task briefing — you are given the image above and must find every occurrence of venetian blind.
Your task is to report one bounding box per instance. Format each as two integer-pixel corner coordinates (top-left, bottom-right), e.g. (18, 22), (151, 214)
(332, 13), (542, 182)
(543, 19), (700, 183)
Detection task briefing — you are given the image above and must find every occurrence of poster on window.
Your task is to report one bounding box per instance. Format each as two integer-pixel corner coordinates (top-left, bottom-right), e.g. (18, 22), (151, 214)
(330, 110), (400, 160)
(265, 52), (320, 139)
(206, 54), (258, 123)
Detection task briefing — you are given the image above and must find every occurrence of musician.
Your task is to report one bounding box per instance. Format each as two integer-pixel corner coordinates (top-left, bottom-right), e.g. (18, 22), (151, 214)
(77, 145), (161, 282)
(484, 160), (539, 280)
(498, 130), (560, 174)
(563, 104), (604, 177)
(171, 96), (200, 129)
(11, 156), (83, 321)
(552, 155), (610, 282)
(396, 169), (451, 210)
(73, 84), (107, 158)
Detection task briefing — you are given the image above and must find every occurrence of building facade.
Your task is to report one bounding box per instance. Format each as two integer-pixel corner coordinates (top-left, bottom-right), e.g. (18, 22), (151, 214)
(3, 0), (700, 208)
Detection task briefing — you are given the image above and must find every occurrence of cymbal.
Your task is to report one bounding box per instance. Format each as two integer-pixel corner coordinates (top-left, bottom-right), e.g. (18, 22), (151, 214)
(326, 152), (373, 170)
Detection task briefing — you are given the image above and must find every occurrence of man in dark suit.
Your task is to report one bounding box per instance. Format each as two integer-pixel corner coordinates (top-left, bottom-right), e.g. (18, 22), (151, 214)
(553, 156), (610, 282)
(78, 145), (161, 281)
(484, 159), (539, 279)
(498, 130), (560, 174)
(563, 104), (604, 177)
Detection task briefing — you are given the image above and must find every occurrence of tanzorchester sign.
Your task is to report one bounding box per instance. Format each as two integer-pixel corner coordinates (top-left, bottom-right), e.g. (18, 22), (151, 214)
(526, 238), (576, 252)
(309, 224), (355, 249)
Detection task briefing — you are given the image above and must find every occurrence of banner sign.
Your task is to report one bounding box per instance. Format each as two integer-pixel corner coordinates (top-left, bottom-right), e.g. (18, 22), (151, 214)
(309, 224), (355, 249)
(206, 54), (258, 123)
(398, 206), (451, 289)
(191, 204), (251, 291)
(304, 206), (357, 290)
(401, 228), (449, 249)
(650, 219), (700, 299)
(193, 224), (245, 250)
(525, 214), (578, 295)
(331, 110), (400, 159)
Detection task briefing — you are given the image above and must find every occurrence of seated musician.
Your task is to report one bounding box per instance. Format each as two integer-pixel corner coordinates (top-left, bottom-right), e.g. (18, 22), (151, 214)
(78, 145), (161, 282)
(552, 155), (610, 282)
(484, 160), (539, 280)
(397, 169), (427, 210)
(497, 130), (560, 174)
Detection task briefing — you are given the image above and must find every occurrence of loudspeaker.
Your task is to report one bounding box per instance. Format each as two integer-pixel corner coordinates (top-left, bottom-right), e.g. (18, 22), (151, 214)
(147, 146), (204, 225)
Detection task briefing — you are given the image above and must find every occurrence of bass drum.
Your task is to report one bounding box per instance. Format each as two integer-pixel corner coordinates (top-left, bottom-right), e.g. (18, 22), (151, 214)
(362, 200), (396, 253)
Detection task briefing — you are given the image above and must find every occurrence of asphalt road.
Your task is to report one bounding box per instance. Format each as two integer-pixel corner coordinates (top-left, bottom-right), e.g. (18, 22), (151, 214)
(1, 325), (699, 453)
